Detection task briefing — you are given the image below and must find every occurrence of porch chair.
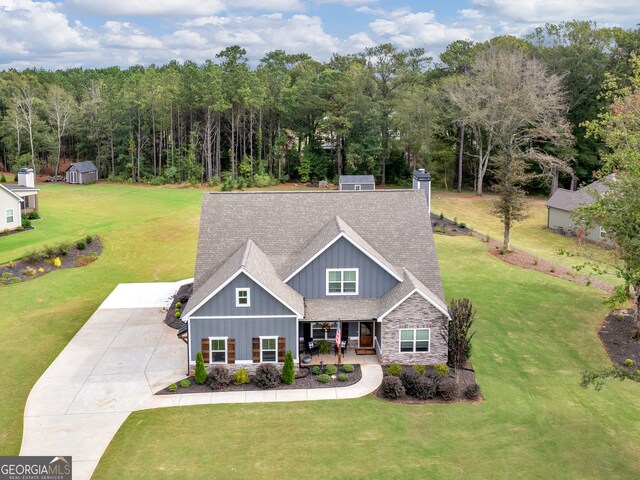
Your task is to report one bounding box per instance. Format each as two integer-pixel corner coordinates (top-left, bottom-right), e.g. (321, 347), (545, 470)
(334, 338), (349, 356)
(307, 340), (320, 357)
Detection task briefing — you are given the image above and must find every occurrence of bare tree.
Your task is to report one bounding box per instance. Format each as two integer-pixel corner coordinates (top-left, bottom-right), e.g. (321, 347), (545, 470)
(14, 82), (39, 171)
(47, 85), (75, 181)
(450, 48), (573, 248)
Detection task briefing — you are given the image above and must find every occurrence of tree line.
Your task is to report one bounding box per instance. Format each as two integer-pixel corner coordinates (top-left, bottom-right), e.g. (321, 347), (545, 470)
(0, 21), (638, 193)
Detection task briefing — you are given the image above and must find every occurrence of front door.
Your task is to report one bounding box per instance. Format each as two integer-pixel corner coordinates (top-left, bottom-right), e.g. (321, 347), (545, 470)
(359, 321), (374, 348)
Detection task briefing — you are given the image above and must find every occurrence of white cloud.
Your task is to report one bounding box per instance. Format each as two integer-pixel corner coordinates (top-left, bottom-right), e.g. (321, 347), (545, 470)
(318, 0), (377, 5)
(103, 21), (163, 49)
(63, 0), (226, 17)
(469, 0), (638, 27)
(459, 8), (483, 19)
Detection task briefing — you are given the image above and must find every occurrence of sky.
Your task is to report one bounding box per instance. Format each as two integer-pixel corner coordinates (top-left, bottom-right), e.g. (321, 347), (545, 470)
(0, 0), (638, 70)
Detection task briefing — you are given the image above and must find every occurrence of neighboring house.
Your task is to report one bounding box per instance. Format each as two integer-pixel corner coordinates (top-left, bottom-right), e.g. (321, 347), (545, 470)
(412, 169), (432, 213)
(0, 184), (23, 231)
(546, 174), (615, 243)
(339, 175), (375, 191)
(181, 190), (451, 372)
(5, 168), (39, 214)
(66, 161), (98, 184)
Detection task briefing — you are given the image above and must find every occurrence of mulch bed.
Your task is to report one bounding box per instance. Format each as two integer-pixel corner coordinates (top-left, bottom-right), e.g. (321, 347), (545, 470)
(157, 363), (362, 394)
(0, 225), (35, 237)
(164, 282), (192, 329)
(375, 363), (481, 404)
(598, 308), (640, 367)
(0, 236), (103, 285)
(430, 213), (473, 237)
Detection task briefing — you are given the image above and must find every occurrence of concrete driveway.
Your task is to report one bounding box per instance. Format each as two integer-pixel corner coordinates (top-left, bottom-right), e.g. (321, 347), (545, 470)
(20, 281), (190, 480)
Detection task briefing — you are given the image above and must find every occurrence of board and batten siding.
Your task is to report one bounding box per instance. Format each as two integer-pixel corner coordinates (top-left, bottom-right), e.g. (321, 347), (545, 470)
(190, 272), (296, 317)
(287, 237), (398, 298)
(548, 207), (602, 243)
(189, 316), (297, 362)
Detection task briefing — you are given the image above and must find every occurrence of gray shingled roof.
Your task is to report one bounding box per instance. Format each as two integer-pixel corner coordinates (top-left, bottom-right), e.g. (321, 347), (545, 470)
(184, 239), (304, 317)
(379, 268), (448, 317)
(339, 175), (375, 184)
(547, 174), (615, 212)
(67, 161), (98, 173)
(190, 190), (446, 321)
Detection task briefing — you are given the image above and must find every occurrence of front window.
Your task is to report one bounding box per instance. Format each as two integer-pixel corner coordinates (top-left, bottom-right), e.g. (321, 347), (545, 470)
(6, 209), (14, 224)
(355, 184), (361, 191)
(312, 322), (338, 340)
(210, 338), (227, 364)
(261, 337), (278, 362)
(399, 328), (430, 353)
(326, 269), (358, 295)
(236, 288), (250, 307)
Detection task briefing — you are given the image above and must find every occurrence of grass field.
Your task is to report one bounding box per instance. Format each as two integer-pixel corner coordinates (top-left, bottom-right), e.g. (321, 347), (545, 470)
(2, 184), (639, 478)
(430, 190), (621, 287)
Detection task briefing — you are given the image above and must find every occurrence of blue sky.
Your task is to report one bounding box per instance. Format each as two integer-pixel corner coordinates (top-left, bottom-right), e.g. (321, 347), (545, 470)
(0, 0), (638, 69)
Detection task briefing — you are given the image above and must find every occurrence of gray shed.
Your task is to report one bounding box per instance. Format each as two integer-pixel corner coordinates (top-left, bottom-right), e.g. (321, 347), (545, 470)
(339, 175), (375, 191)
(66, 161), (98, 184)
(546, 174), (614, 243)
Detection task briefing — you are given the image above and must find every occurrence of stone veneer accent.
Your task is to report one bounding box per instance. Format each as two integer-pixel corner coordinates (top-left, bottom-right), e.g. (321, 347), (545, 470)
(377, 292), (448, 365)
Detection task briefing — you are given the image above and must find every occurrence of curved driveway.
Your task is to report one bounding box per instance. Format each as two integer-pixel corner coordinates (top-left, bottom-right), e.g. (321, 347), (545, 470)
(20, 280), (383, 480)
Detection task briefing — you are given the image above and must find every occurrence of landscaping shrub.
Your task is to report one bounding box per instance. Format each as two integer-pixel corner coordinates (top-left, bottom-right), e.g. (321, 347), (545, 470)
(175, 301), (182, 308)
(234, 368), (250, 385)
(337, 373), (348, 382)
(324, 364), (338, 375)
(386, 363), (402, 377)
(381, 376), (405, 399)
(341, 364), (355, 373)
(254, 364), (281, 389)
(0, 272), (20, 285)
(174, 310), (181, 318)
(207, 365), (232, 390)
(16, 226), (24, 231)
(464, 383), (481, 400)
(53, 257), (62, 267)
(22, 219), (31, 227)
(76, 240), (86, 251)
(437, 377), (458, 401)
(194, 352), (207, 385)
(23, 267), (36, 277)
(23, 250), (44, 264)
(625, 359), (634, 366)
(317, 339), (330, 354)
(447, 298), (476, 370)
(317, 374), (331, 384)
(400, 368), (421, 396)
(85, 235), (93, 244)
(179, 379), (191, 388)
(168, 383), (178, 392)
(412, 364), (426, 375)
(413, 376), (438, 400)
(434, 364), (450, 378)
(75, 255), (97, 267)
(281, 349), (295, 385)
(54, 243), (70, 256)
(311, 366), (322, 375)
(0, 174), (6, 182)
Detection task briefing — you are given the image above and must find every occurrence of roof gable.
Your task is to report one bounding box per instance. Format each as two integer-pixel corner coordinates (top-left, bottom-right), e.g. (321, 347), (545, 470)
(547, 174), (616, 212)
(0, 184), (24, 202)
(339, 175), (375, 184)
(67, 161), (98, 173)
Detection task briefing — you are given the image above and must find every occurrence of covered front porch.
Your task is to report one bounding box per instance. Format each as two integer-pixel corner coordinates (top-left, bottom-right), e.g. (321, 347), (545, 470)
(299, 320), (380, 365)
(304, 349), (380, 366)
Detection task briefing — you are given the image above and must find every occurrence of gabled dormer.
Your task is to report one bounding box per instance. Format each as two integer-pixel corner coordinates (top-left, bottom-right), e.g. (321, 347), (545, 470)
(284, 215), (402, 299)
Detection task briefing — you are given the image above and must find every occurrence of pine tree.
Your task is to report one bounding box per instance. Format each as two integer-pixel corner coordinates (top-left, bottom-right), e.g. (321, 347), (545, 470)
(281, 349), (295, 385)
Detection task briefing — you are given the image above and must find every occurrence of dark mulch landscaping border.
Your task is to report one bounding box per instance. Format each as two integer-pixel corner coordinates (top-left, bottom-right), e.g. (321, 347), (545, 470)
(599, 308), (640, 367)
(156, 363), (362, 395)
(430, 213), (473, 237)
(0, 225), (35, 237)
(0, 236), (103, 285)
(164, 283), (192, 329)
(375, 363), (481, 404)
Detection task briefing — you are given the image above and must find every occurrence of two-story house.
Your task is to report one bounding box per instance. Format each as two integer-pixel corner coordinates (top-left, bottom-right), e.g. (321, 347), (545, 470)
(181, 189), (450, 371)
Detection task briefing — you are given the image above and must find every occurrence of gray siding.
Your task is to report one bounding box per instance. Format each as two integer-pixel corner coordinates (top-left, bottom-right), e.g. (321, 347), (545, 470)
(287, 237), (398, 298)
(191, 272), (295, 317)
(189, 316), (297, 362)
(548, 207), (602, 243)
(340, 183), (375, 191)
(80, 171), (98, 184)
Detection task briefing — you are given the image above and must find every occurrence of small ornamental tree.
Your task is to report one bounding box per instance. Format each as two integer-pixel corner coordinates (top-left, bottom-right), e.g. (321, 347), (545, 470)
(445, 298), (476, 380)
(195, 351), (207, 385)
(281, 349), (295, 385)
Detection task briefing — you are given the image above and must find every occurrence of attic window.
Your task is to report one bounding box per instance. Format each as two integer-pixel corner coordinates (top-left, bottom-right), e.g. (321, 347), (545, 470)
(236, 288), (250, 307)
(326, 269), (358, 295)
(355, 185), (361, 191)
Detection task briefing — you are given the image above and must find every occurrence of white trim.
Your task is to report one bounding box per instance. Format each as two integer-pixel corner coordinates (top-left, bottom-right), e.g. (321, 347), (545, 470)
(283, 232), (403, 283)
(326, 268), (359, 296)
(235, 359), (254, 365)
(183, 268), (303, 319)
(189, 315), (298, 320)
(0, 184), (24, 202)
(354, 184), (361, 191)
(398, 328), (430, 353)
(5, 208), (15, 224)
(208, 336), (228, 364)
(378, 288), (451, 321)
(235, 287), (250, 307)
(259, 335), (278, 363)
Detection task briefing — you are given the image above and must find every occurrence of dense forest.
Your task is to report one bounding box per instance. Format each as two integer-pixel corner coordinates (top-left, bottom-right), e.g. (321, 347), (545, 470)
(0, 21), (639, 192)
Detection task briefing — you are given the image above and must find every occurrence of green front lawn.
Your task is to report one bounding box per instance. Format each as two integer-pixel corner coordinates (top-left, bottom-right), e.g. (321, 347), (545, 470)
(92, 237), (640, 479)
(430, 190), (621, 287)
